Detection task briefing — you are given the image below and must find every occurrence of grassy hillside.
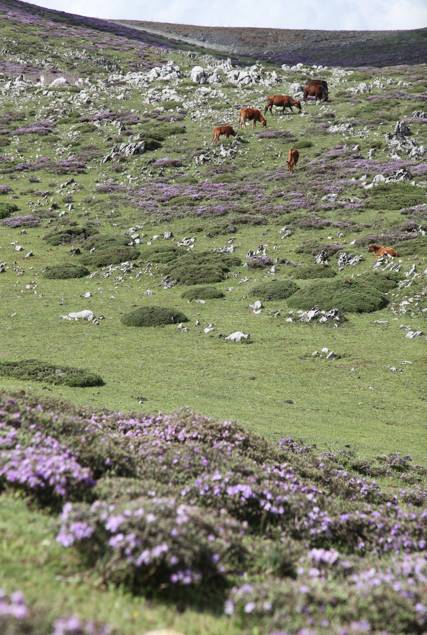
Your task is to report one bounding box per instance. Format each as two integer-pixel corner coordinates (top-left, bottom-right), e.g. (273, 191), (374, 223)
(0, 1), (426, 633)
(120, 20), (427, 67)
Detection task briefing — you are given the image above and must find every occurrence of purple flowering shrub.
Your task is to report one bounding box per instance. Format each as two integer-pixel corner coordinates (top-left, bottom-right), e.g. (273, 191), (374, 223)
(1, 392), (427, 622)
(57, 497), (246, 598)
(227, 553), (427, 634)
(0, 589), (112, 635)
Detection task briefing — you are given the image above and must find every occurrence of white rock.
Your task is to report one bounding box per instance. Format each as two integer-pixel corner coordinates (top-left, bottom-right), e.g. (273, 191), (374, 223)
(61, 310), (94, 321)
(50, 77), (68, 87)
(249, 300), (263, 314)
(225, 331), (250, 343)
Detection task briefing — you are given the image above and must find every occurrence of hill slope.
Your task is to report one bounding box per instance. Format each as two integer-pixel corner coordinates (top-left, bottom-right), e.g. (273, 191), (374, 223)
(118, 21), (427, 67)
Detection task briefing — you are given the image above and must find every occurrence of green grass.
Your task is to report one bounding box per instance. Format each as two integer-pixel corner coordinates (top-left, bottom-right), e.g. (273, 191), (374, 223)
(0, 19), (426, 633)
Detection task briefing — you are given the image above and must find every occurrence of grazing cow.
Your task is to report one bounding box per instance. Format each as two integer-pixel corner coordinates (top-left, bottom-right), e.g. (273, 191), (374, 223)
(212, 125), (237, 144)
(265, 95), (302, 114)
(239, 107), (267, 128)
(287, 148), (300, 174)
(368, 244), (399, 258)
(303, 79), (329, 102)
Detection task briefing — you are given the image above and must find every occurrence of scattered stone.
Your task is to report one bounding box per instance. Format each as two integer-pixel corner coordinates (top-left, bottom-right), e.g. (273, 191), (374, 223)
(204, 323), (215, 334)
(61, 310), (95, 321)
(249, 300), (263, 314)
(337, 252), (363, 270)
(405, 330), (423, 339)
(225, 331), (250, 343)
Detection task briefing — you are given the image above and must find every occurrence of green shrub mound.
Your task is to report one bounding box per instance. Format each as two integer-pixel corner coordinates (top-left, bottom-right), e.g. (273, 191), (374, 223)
(44, 226), (96, 246)
(121, 306), (189, 327)
(357, 271), (402, 292)
(250, 280), (299, 301)
(395, 236), (427, 257)
(82, 234), (127, 251)
(295, 265), (337, 279)
(166, 252), (241, 286)
(0, 360), (104, 387)
(43, 264), (90, 279)
(288, 279), (388, 313)
(0, 202), (19, 219)
(182, 286), (225, 301)
(140, 244), (185, 264)
(81, 246), (139, 267)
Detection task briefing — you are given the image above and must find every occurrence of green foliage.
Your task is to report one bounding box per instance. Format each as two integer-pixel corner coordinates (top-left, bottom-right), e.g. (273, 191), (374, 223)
(0, 202), (19, 219)
(288, 279), (389, 313)
(357, 271), (402, 292)
(182, 286), (225, 300)
(293, 140), (313, 149)
(81, 246), (139, 267)
(44, 226), (96, 246)
(43, 264), (90, 279)
(395, 236), (427, 257)
(166, 252), (241, 285)
(295, 265), (337, 279)
(82, 234), (128, 251)
(121, 306), (189, 327)
(140, 244), (186, 263)
(250, 279), (299, 301)
(0, 360), (104, 387)
(365, 183), (423, 211)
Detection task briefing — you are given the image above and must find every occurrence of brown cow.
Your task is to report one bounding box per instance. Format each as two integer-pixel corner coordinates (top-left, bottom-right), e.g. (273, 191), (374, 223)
(287, 148), (299, 174)
(212, 125), (237, 144)
(368, 244), (399, 258)
(265, 95), (302, 114)
(239, 107), (267, 128)
(303, 79), (329, 102)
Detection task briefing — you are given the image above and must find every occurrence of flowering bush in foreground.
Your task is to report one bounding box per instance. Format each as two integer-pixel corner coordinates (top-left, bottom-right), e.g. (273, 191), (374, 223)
(0, 589), (111, 635)
(227, 553), (427, 634)
(1, 392), (427, 629)
(57, 497), (246, 597)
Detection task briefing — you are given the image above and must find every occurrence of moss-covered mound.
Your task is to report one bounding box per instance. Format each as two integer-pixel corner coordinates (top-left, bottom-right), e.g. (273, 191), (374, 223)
(121, 306), (189, 327)
(140, 244), (186, 264)
(44, 226), (96, 246)
(288, 279), (389, 313)
(43, 264), (90, 279)
(295, 265), (337, 279)
(0, 202), (19, 219)
(0, 360), (104, 387)
(250, 280), (299, 301)
(166, 252), (241, 285)
(357, 272), (402, 292)
(182, 286), (225, 300)
(82, 234), (128, 251)
(395, 236), (427, 257)
(81, 246), (139, 267)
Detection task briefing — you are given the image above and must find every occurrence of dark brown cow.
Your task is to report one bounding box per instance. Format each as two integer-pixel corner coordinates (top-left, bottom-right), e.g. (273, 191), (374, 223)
(265, 95), (302, 114)
(212, 125), (237, 144)
(368, 244), (399, 258)
(287, 148), (299, 174)
(239, 107), (267, 128)
(303, 79), (329, 102)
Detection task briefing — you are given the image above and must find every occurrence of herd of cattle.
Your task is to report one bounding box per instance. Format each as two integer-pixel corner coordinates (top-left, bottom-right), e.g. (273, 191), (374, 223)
(211, 79), (329, 173)
(210, 77), (400, 259)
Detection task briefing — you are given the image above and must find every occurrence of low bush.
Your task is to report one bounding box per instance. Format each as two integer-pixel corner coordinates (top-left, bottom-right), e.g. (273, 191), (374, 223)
(166, 252), (241, 285)
(81, 246), (139, 267)
(395, 236), (427, 257)
(140, 244), (185, 264)
(295, 265), (337, 279)
(249, 280), (299, 301)
(44, 226), (96, 246)
(293, 140), (313, 149)
(182, 286), (225, 300)
(0, 202), (19, 219)
(82, 234), (127, 251)
(121, 306), (188, 327)
(0, 360), (104, 387)
(357, 271), (401, 292)
(58, 497), (245, 599)
(43, 264), (90, 279)
(288, 279), (388, 313)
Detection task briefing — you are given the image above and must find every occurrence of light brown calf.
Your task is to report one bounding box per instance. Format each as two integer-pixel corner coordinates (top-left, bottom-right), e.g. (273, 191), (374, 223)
(212, 124), (237, 144)
(287, 148), (300, 174)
